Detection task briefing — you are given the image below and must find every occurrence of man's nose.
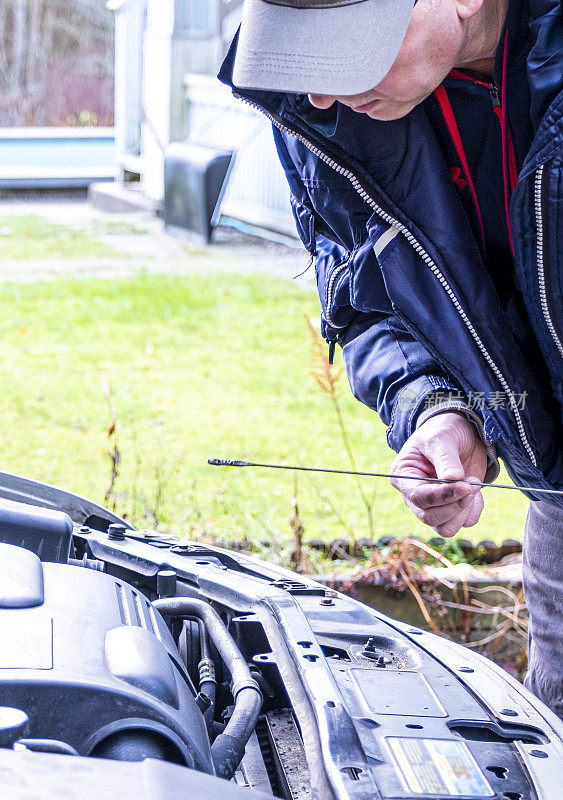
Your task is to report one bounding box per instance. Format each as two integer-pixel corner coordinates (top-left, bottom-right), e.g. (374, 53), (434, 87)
(308, 94), (337, 109)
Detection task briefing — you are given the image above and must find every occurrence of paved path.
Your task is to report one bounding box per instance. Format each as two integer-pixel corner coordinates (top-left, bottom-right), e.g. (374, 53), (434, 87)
(0, 191), (315, 289)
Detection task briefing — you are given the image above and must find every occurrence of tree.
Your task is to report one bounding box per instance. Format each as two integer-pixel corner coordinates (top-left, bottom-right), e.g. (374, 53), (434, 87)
(0, 0), (114, 126)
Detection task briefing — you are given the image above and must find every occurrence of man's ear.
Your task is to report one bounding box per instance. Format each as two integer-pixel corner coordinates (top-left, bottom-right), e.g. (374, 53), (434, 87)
(455, 0), (484, 20)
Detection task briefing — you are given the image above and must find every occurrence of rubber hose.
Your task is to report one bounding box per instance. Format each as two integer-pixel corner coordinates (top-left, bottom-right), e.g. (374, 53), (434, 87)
(153, 597), (262, 778)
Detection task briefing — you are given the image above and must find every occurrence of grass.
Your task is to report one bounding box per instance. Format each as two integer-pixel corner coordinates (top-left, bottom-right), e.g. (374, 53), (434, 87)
(0, 215), (118, 260)
(0, 270), (528, 548)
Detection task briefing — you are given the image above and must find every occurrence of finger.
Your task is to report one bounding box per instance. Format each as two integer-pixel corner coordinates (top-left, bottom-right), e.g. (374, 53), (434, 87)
(401, 436), (472, 506)
(389, 458), (472, 506)
(461, 491), (484, 528)
(432, 475), (486, 536)
(389, 455), (428, 491)
(409, 479), (477, 510)
(403, 488), (477, 528)
(434, 501), (477, 537)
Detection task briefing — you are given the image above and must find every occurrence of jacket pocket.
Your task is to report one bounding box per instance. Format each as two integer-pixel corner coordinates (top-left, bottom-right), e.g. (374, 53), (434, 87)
(316, 214), (375, 336)
(348, 212), (400, 314)
(315, 236), (356, 336)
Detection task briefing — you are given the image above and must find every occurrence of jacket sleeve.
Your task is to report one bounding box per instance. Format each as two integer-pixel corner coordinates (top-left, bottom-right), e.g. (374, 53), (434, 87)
(339, 311), (463, 451)
(273, 126), (463, 452)
(527, 0), (563, 131)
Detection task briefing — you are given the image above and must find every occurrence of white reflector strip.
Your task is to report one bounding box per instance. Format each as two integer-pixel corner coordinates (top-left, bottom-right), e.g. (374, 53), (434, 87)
(373, 224), (399, 257)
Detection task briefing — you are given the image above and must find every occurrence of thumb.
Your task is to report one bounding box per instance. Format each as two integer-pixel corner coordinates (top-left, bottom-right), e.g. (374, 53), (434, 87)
(427, 437), (465, 481)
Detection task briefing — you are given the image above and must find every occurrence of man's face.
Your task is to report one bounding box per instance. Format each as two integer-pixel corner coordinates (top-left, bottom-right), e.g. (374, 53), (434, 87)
(308, 0), (466, 120)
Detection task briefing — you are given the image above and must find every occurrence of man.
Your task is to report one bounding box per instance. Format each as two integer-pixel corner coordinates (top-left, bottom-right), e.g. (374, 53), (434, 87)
(219, 0), (562, 716)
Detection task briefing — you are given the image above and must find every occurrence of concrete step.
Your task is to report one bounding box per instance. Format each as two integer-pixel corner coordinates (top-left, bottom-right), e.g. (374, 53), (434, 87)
(88, 181), (160, 215)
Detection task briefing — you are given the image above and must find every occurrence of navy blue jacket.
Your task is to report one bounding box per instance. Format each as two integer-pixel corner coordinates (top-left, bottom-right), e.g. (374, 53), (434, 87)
(219, 0), (563, 505)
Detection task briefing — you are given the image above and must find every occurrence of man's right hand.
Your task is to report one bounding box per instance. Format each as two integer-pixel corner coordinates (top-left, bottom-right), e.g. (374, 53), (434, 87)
(389, 412), (487, 537)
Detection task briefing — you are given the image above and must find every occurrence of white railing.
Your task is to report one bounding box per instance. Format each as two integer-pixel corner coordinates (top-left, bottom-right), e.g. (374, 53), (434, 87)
(184, 74), (297, 237)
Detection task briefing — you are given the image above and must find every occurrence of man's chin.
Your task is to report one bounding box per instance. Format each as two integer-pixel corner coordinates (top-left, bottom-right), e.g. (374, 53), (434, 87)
(364, 102), (416, 121)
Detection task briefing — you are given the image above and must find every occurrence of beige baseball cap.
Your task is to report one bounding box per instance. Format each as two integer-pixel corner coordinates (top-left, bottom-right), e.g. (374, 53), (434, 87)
(233, 0), (415, 96)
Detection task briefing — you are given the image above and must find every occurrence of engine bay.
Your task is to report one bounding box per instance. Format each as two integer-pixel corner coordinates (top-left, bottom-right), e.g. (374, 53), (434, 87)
(0, 478), (562, 800)
(1, 545), (213, 771)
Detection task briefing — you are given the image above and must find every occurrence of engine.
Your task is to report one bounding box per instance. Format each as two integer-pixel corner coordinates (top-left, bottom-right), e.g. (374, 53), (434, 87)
(1, 488), (561, 800)
(0, 542), (214, 772)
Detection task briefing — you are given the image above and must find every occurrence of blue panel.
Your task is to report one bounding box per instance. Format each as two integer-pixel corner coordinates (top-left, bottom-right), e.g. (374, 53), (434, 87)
(0, 137), (115, 169)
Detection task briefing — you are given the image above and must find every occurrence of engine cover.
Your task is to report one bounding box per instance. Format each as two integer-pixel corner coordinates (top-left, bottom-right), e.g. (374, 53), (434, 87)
(0, 543), (213, 773)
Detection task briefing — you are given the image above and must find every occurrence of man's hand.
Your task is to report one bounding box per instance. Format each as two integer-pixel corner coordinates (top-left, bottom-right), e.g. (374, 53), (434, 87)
(389, 412), (487, 537)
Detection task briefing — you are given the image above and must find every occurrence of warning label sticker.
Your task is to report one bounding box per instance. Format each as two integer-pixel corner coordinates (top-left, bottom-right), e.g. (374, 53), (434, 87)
(387, 737), (494, 797)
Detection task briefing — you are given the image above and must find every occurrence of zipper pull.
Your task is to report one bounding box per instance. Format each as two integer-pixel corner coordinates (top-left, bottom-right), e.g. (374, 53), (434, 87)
(328, 340), (336, 365)
(489, 83), (501, 109)
(489, 83), (502, 122)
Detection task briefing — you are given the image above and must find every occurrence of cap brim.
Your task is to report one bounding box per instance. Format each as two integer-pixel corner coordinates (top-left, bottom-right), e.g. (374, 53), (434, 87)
(233, 0), (414, 96)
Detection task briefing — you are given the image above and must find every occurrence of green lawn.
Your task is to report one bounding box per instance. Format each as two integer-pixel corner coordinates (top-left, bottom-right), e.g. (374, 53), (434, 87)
(0, 215), (118, 260)
(0, 271), (528, 549)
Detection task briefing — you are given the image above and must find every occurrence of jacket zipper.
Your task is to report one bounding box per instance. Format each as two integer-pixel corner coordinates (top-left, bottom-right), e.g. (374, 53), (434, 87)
(489, 81), (518, 192)
(535, 162), (563, 359)
(237, 96), (537, 465)
(324, 258), (350, 364)
(325, 258), (351, 330)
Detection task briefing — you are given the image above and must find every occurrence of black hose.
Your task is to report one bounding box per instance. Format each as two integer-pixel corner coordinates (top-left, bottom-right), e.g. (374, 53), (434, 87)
(153, 597), (262, 779)
(196, 618), (217, 735)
